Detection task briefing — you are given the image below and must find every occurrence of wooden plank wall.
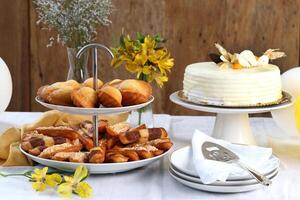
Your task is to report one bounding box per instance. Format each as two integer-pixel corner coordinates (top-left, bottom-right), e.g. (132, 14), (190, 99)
(1, 0), (299, 115)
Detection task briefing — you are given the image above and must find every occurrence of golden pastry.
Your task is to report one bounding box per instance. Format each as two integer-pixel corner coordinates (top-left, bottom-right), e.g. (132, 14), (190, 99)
(119, 79), (152, 106)
(83, 78), (103, 90)
(52, 152), (87, 163)
(35, 126), (79, 140)
(106, 122), (130, 137)
(98, 85), (122, 107)
(88, 140), (106, 163)
(37, 80), (80, 106)
(21, 133), (69, 152)
(105, 152), (129, 163)
(103, 79), (123, 88)
(71, 86), (98, 108)
(119, 127), (168, 144)
(39, 143), (82, 159)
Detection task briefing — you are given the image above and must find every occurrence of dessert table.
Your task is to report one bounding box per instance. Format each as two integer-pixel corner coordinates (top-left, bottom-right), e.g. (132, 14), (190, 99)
(0, 112), (299, 200)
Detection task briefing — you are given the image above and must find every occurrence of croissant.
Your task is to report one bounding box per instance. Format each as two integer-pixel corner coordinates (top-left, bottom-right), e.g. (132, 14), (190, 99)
(71, 87), (98, 108)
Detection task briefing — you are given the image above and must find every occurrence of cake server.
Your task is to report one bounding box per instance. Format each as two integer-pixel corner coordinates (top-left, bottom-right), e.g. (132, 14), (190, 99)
(201, 141), (272, 186)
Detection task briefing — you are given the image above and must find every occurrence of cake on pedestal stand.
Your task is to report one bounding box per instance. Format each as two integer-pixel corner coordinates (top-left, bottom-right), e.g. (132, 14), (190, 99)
(170, 91), (293, 145)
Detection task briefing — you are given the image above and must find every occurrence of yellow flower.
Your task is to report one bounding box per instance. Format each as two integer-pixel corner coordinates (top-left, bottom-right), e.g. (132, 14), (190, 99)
(142, 36), (156, 55)
(57, 166), (92, 198)
(31, 167), (48, 192)
(126, 54), (152, 78)
(31, 167), (62, 192)
(111, 33), (175, 87)
(154, 73), (168, 88)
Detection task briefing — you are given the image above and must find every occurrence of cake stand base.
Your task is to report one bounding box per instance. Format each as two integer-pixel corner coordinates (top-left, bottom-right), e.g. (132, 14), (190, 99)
(170, 91), (293, 145)
(212, 113), (256, 145)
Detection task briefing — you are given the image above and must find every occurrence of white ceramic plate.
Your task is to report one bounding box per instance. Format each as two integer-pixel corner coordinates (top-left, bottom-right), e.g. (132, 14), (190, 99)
(169, 168), (278, 193)
(170, 165), (278, 186)
(20, 146), (170, 174)
(170, 146), (280, 180)
(36, 96), (154, 115)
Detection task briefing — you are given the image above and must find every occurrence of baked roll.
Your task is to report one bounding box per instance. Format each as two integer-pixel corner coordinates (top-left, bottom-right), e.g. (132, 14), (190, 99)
(71, 87), (98, 108)
(37, 80), (80, 106)
(83, 78), (103, 90)
(119, 79), (152, 106)
(98, 85), (122, 107)
(103, 79), (123, 88)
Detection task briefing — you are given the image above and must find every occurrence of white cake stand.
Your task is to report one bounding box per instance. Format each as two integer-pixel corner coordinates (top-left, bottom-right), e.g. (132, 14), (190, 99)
(170, 91), (293, 145)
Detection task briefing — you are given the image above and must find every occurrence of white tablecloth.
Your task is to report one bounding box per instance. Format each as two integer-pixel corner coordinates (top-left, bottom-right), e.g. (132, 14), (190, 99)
(0, 112), (299, 200)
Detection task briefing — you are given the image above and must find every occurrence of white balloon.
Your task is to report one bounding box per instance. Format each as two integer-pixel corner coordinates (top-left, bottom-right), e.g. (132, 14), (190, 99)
(271, 67), (300, 136)
(0, 58), (12, 112)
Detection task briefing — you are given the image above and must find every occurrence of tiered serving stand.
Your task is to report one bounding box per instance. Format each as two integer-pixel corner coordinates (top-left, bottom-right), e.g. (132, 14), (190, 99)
(21, 43), (170, 174)
(170, 91), (293, 145)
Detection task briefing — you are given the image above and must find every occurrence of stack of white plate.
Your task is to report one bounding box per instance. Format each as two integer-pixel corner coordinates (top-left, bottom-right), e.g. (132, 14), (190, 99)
(169, 146), (280, 193)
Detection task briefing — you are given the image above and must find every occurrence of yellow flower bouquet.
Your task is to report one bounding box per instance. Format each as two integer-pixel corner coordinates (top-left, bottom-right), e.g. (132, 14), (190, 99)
(111, 33), (174, 87)
(111, 33), (175, 125)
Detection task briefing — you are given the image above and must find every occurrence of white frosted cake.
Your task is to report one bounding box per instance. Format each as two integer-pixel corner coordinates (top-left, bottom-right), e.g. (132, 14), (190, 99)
(183, 62), (282, 106)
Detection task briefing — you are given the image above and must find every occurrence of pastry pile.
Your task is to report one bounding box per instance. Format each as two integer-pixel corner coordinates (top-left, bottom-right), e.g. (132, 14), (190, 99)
(21, 121), (173, 163)
(37, 78), (152, 108)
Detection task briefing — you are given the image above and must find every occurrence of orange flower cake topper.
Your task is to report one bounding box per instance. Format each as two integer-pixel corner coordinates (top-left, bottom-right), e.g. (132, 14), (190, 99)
(209, 43), (286, 69)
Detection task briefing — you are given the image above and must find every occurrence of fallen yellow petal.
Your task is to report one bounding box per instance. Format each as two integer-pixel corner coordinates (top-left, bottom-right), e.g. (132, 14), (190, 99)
(45, 174), (62, 187)
(57, 182), (73, 198)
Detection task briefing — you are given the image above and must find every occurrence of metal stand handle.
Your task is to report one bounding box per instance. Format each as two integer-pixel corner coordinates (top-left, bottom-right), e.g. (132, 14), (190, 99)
(76, 43), (114, 146)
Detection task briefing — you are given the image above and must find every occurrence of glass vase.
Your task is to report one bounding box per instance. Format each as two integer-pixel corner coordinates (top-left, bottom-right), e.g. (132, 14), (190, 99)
(129, 102), (154, 128)
(66, 47), (89, 82)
